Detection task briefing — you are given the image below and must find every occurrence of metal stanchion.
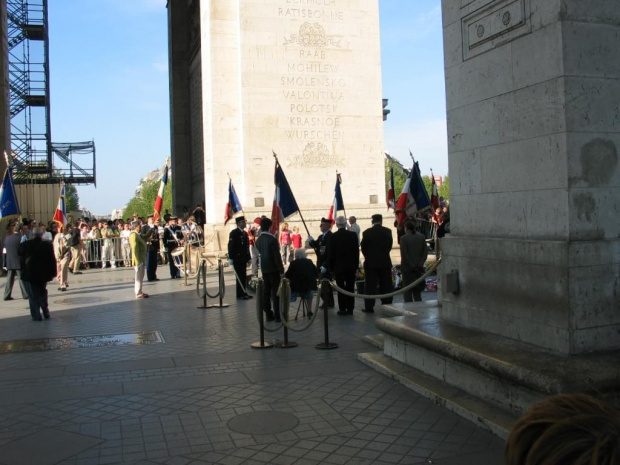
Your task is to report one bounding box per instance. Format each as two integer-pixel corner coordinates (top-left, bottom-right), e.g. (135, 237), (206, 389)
(183, 244), (189, 286)
(275, 283), (297, 348)
(197, 258), (229, 309)
(316, 280), (338, 350)
(252, 279), (273, 349)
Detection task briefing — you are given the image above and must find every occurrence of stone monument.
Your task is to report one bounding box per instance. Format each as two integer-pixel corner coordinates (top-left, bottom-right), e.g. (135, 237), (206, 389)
(440, 0), (619, 354)
(167, 0), (385, 227)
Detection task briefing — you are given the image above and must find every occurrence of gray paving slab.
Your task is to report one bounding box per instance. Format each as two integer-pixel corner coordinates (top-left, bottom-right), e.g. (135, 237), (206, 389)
(0, 265), (504, 464)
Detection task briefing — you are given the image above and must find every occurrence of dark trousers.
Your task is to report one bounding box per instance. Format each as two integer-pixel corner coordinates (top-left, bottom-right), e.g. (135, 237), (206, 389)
(147, 250), (158, 280)
(24, 280), (49, 320)
(364, 266), (393, 311)
(233, 260), (247, 297)
(4, 269), (28, 300)
(167, 250), (180, 278)
(335, 269), (356, 311)
(262, 271), (281, 317)
(402, 268), (423, 302)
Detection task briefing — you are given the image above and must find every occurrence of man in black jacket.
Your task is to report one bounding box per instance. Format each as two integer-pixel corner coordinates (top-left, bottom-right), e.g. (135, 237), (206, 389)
(255, 217), (284, 321)
(227, 216), (253, 300)
(327, 216), (359, 315)
(309, 217), (334, 309)
(163, 216), (181, 279)
(19, 227), (56, 321)
(360, 214), (393, 313)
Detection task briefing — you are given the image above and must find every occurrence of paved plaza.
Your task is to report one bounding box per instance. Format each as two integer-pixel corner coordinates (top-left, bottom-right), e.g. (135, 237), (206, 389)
(0, 265), (504, 465)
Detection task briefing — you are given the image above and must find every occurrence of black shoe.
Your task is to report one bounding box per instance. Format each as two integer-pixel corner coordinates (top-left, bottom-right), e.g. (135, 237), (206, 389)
(237, 295), (250, 300)
(4, 297), (14, 301)
(337, 310), (348, 316)
(60, 288), (67, 292)
(347, 309), (354, 315)
(73, 271), (82, 275)
(243, 294), (254, 299)
(32, 317), (42, 321)
(307, 311), (313, 318)
(57, 287), (61, 291)
(43, 313), (50, 319)
(362, 309), (374, 313)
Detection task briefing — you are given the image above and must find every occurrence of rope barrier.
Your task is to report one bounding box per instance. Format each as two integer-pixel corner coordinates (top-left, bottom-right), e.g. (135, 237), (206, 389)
(276, 278), (321, 332)
(328, 257), (442, 300)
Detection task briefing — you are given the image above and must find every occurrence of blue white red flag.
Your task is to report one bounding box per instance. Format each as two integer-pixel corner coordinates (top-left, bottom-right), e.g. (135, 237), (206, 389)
(326, 174), (344, 224)
(270, 159), (300, 235)
(387, 167), (395, 210)
(224, 179), (243, 225)
(52, 182), (68, 226)
(0, 162), (20, 221)
(153, 165), (168, 222)
(431, 175), (440, 212)
(395, 156), (431, 227)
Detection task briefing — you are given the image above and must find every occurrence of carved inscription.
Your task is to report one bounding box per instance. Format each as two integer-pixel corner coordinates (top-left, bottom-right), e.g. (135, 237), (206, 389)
(278, 0), (346, 168)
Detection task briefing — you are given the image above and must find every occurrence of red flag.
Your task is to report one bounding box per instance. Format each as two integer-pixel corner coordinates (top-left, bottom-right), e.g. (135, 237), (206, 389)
(387, 167), (395, 210)
(153, 165), (168, 222)
(431, 175), (439, 211)
(326, 174), (344, 224)
(52, 182), (68, 226)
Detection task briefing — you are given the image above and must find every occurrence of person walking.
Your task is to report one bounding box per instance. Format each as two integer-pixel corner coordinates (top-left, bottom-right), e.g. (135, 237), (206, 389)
(19, 227), (56, 320)
(227, 216), (253, 300)
(129, 220), (148, 298)
(400, 220), (428, 302)
(360, 214), (393, 313)
(327, 216), (360, 315)
(255, 217), (284, 322)
(3, 221), (28, 301)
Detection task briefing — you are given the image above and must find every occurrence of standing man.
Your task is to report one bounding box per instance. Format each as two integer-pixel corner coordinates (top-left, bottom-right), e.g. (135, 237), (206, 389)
(68, 223), (83, 275)
(309, 217), (334, 309)
(53, 224), (71, 292)
(163, 216), (181, 279)
(327, 216), (360, 315)
(255, 217), (284, 322)
(400, 220), (428, 302)
(228, 216), (253, 300)
(19, 227), (56, 320)
(360, 214), (393, 313)
(145, 215), (160, 281)
(129, 220), (148, 298)
(249, 217), (261, 277)
(3, 222), (28, 301)
(347, 216), (361, 245)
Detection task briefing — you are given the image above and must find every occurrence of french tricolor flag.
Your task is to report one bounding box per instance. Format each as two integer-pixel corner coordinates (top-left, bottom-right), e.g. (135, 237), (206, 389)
(153, 165), (168, 222)
(326, 174), (344, 224)
(270, 158), (300, 235)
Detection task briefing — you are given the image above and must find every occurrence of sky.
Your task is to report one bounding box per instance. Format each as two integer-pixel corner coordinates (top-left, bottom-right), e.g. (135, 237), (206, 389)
(47, 0), (446, 216)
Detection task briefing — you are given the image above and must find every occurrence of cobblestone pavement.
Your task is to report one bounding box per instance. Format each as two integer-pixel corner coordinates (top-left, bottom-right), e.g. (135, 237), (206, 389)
(0, 265), (504, 464)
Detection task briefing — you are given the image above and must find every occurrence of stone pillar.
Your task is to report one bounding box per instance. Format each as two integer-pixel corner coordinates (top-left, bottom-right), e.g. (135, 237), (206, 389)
(167, 0), (194, 215)
(441, 0), (619, 354)
(0, 0), (9, 174)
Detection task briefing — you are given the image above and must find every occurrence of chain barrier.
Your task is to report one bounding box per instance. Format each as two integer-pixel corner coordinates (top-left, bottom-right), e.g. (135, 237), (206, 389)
(196, 258), (228, 309)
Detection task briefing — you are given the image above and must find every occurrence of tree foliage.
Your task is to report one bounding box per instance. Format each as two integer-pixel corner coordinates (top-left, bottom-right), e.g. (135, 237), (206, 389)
(65, 184), (79, 212)
(124, 175), (172, 220)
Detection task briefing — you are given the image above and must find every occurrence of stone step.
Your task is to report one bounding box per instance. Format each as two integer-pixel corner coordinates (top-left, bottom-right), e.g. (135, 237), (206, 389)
(362, 334), (384, 349)
(358, 351), (517, 439)
(373, 303), (620, 418)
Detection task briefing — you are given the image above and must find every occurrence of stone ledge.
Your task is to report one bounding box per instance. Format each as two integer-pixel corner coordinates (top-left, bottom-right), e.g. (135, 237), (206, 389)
(358, 351), (517, 439)
(376, 304), (620, 396)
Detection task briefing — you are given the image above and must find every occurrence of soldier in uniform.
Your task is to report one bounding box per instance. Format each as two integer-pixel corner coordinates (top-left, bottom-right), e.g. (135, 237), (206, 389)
(163, 216), (181, 279)
(227, 216), (253, 299)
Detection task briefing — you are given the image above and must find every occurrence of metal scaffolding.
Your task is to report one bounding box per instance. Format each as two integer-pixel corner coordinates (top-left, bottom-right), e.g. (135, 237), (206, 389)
(6, 0), (95, 185)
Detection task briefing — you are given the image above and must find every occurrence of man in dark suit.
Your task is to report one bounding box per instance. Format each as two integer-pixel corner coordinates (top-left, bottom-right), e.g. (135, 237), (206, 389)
(400, 220), (428, 302)
(227, 216), (253, 300)
(19, 226), (56, 320)
(360, 213), (393, 313)
(163, 216), (181, 279)
(255, 217), (284, 321)
(3, 221), (28, 301)
(327, 216), (360, 315)
(309, 217), (334, 309)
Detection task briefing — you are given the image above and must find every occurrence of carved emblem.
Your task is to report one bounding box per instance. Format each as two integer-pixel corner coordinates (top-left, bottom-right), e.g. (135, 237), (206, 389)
(289, 142), (344, 169)
(476, 25), (485, 38)
(502, 11), (511, 26)
(284, 22), (341, 48)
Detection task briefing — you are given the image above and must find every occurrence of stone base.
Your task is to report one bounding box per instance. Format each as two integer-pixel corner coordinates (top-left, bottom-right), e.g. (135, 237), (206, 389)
(360, 302), (620, 436)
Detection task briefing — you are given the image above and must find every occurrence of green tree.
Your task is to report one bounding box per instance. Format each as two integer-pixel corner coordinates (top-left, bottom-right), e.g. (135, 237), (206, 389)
(125, 175), (172, 220)
(65, 184), (79, 212)
(439, 175), (450, 200)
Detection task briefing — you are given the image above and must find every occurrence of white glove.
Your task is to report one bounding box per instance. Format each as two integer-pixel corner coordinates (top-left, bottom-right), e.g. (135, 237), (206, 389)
(228, 259), (233, 265)
(320, 266), (327, 274)
(307, 235), (314, 242)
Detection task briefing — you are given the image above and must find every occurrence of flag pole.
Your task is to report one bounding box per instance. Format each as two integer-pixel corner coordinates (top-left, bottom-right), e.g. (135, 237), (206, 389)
(227, 173), (245, 218)
(272, 150), (311, 238)
(337, 171), (347, 219)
